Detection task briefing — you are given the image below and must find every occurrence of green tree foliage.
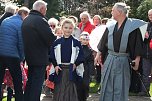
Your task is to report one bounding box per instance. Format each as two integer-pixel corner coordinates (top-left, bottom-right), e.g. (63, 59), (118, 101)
(45, 0), (61, 19)
(0, 3), (5, 15)
(12, 0), (61, 19)
(4, 0), (151, 21)
(126, 0), (143, 18)
(136, 0), (152, 21)
(18, 0), (61, 19)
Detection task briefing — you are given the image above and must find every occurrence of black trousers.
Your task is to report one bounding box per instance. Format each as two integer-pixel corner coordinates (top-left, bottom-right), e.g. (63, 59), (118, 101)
(76, 82), (86, 101)
(95, 65), (101, 83)
(7, 87), (13, 101)
(24, 65), (46, 101)
(0, 56), (23, 101)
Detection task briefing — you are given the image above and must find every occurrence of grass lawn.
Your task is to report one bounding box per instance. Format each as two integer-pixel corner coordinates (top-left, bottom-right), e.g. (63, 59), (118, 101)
(89, 81), (100, 93)
(89, 81), (151, 96)
(4, 80), (150, 100)
(150, 83), (152, 97)
(2, 97), (15, 101)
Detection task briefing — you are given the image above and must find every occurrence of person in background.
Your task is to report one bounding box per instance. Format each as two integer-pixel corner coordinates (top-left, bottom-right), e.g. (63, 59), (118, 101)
(58, 16), (66, 26)
(93, 17), (109, 89)
(101, 18), (109, 25)
(49, 18), (84, 101)
(92, 15), (103, 88)
(93, 15), (101, 27)
(48, 18), (59, 34)
(138, 9), (152, 96)
(95, 2), (146, 101)
(43, 26), (63, 97)
(54, 26), (63, 39)
(44, 18), (59, 97)
(0, 6), (30, 101)
(0, 4), (17, 25)
(0, 4), (17, 99)
(3, 69), (14, 101)
(68, 15), (81, 40)
(2, 63), (27, 101)
(22, 1), (55, 101)
(79, 32), (95, 100)
(44, 18), (59, 96)
(78, 11), (95, 34)
(43, 27), (62, 97)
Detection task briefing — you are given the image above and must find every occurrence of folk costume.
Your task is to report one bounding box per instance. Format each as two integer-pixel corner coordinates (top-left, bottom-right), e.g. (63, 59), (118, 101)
(82, 45), (95, 100)
(50, 35), (84, 101)
(80, 32), (95, 100)
(98, 18), (146, 101)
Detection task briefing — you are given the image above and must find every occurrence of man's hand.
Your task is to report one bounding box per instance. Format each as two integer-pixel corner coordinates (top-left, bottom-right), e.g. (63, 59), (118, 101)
(132, 56), (140, 71)
(145, 31), (149, 39)
(55, 66), (62, 75)
(94, 52), (102, 66)
(73, 64), (76, 71)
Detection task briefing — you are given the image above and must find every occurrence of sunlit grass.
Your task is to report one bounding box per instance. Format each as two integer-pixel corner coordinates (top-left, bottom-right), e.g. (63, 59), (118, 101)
(2, 97), (15, 101)
(149, 83), (152, 97)
(89, 81), (100, 93)
(90, 82), (96, 87)
(3, 81), (150, 100)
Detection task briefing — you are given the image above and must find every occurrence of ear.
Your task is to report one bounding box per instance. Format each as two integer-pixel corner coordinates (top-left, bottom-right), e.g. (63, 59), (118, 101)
(39, 7), (43, 13)
(118, 10), (123, 15)
(21, 12), (25, 20)
(21, 12), (28, 20)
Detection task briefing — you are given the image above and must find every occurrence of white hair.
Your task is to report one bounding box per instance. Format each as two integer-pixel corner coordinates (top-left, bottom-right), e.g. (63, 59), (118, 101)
(5, 4), (16, 14)
(18, 6), (30, 15)
(148, 9), (152, 14)
(114, 2), (130, 15)
(80, 11), (91, 19)
(48, 18), (59, 26)
(33, 0), (47, 11)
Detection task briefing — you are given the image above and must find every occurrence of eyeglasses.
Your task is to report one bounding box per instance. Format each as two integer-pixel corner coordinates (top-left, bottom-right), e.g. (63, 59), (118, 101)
(50, 25), (56, 28)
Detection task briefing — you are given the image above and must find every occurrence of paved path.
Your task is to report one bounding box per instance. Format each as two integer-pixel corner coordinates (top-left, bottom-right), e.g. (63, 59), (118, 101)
(40, 93), (152, 101)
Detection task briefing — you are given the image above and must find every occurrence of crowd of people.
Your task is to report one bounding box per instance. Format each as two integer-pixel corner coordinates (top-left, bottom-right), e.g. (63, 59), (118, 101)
(0, 0), (152, 101)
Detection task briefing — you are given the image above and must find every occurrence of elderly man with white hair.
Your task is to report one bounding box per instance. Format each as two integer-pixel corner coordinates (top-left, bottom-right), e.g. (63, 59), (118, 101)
(0, 4), (17, 25)
(0, 6), (29, 101)
(95, 2), (147, 101)
(78, 11), (95, 34)
(22, 1), (55, 101)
